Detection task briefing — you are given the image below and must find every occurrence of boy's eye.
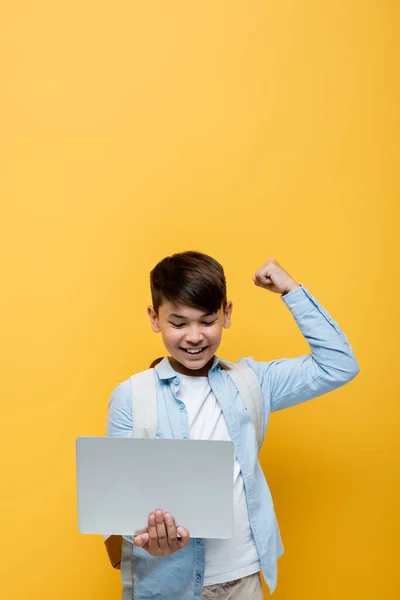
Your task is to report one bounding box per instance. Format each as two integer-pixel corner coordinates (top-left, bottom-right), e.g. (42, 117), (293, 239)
(169, 320), (216, 328)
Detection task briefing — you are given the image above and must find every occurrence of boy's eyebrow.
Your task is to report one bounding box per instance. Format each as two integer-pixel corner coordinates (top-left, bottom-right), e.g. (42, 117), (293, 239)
(169, 312), (215, 319)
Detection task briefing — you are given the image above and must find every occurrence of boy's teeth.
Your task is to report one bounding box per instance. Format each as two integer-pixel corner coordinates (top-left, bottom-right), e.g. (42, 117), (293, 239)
(186, 348), (203, 354)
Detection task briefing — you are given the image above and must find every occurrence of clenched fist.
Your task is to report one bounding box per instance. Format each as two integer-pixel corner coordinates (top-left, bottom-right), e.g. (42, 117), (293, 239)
(253, 258), (300, 295)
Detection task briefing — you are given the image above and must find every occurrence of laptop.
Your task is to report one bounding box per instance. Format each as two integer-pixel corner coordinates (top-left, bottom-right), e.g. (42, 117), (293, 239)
(76, 436), (234, 538)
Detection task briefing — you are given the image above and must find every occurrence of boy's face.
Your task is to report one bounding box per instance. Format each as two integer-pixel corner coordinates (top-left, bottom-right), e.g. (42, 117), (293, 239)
(147, 300), (233, 376)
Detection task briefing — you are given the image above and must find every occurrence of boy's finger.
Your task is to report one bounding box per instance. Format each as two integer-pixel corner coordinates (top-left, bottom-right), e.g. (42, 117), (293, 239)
(164, 513), (178, 547)
(176, 526), (190, 547)
(155, 509), (169, 551)
(134, 532), (149, 547)
(147, 513), (158, 551)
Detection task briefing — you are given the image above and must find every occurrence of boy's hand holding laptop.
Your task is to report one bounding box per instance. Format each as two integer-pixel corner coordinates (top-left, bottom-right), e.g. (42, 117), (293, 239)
(133, 509), (190, 556)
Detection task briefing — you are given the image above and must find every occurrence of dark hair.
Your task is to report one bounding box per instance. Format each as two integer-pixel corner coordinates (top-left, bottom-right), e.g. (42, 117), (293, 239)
(150, 251), (227, 315)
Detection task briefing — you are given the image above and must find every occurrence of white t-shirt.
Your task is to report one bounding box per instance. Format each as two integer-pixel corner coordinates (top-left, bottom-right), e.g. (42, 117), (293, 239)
(177, 373), (261, 585)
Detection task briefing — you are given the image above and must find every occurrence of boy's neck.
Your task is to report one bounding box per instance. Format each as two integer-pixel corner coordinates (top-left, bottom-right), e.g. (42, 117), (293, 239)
(167, 355), (215, 377)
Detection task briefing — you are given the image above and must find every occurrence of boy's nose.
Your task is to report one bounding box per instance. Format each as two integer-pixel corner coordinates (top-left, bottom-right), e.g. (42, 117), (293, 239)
(185, 328), (204, 344)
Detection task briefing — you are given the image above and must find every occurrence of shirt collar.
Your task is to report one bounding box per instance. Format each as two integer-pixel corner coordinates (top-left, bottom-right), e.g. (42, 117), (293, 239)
(154, 356), (222, 380)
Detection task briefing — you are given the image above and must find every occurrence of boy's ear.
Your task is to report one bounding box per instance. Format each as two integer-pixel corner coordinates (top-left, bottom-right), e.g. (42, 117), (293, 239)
(223, 301), (233, 329)
(147, 306), (161, 333)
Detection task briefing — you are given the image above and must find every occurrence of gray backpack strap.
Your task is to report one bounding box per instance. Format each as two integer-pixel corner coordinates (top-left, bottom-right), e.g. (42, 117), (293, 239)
(121, 537), (134, 600)
(130, 369), (158, 439)
(120, 369), (158, 599)
(220, 362), (264, 451)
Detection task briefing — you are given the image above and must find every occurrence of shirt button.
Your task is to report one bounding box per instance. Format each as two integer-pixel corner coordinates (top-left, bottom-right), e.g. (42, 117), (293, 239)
(196, 539), (201, 546)
(179, 403), (185, 411)
(174, 377), (179, 385)
(196, 574), (201, 582)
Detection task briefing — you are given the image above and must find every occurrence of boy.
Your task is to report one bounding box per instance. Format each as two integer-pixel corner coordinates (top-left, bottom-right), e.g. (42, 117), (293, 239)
(106, 251), (359, 599)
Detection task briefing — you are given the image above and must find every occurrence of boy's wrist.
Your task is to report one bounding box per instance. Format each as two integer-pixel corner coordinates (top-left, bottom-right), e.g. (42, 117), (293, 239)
(281, 282), (301, 296)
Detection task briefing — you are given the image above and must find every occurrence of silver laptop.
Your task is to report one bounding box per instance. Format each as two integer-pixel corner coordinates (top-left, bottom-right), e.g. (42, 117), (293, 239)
(76, 437), (234, 538)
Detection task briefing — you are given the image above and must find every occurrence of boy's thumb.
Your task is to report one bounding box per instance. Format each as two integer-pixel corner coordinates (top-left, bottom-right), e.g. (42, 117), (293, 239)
(134, 533), (149, 546)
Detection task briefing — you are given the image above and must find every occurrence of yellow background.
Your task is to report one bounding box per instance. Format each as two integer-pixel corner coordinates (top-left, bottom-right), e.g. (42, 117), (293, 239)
(1, 1), (398, 598)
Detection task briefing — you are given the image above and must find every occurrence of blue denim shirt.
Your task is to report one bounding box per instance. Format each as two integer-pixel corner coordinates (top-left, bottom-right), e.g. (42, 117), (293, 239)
(106, 285), (360, 598)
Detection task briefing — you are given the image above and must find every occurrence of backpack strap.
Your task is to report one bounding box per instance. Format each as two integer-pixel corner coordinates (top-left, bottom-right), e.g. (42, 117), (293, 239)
(118, 370), (158, 598)
(130, 369), (158, 439)
(121, 537), (134, 600)
(219, 361), (264, 452)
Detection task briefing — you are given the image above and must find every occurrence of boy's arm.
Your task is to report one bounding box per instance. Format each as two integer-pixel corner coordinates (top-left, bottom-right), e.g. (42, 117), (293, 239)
(107, 381), (133, 438)
(245, 258), (360, 413)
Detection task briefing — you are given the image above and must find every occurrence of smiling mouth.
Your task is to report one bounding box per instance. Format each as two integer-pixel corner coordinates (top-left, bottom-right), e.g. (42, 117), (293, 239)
(180, 347), (208, 355)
